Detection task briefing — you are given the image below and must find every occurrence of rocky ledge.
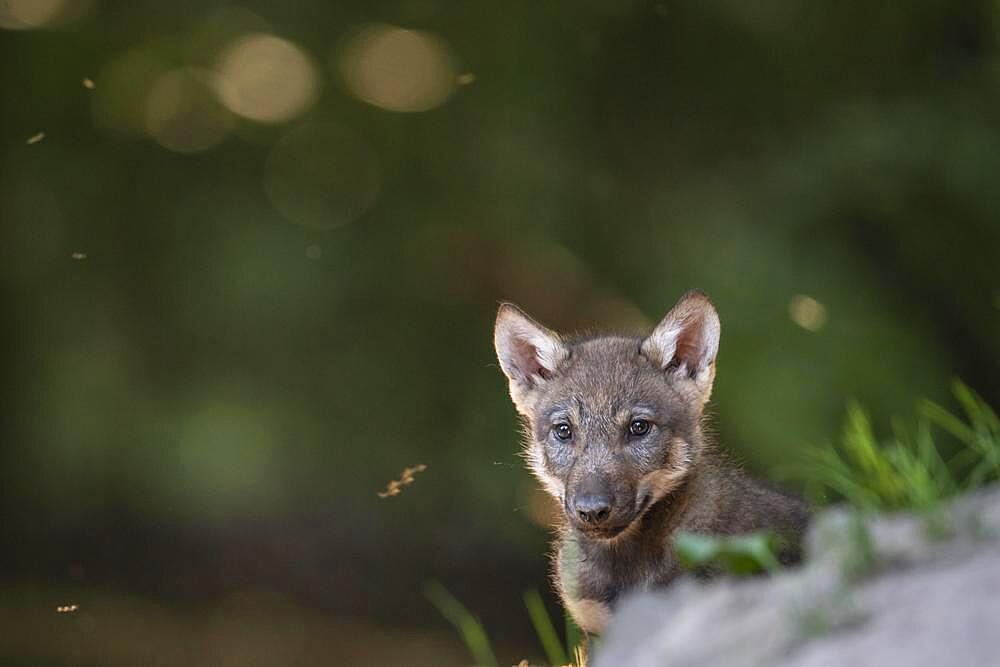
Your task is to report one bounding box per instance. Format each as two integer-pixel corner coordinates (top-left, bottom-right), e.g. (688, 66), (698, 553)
(596, 486), (1000, 667)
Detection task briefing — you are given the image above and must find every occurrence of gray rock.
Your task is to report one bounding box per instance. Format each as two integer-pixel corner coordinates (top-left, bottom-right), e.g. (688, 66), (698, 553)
(595, 485), (1000, 667)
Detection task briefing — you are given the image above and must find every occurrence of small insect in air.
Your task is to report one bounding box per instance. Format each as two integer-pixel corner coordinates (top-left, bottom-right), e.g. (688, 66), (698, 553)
(377, 464), (427, 498)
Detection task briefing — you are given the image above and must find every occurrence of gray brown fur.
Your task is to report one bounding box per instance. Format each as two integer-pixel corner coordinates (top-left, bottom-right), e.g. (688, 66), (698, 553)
(494, 291), (809, 634)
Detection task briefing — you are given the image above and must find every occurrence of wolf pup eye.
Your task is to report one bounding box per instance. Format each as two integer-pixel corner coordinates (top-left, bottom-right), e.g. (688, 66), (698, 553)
(553, 423), (573, 441)
(629, 419), (651, 437)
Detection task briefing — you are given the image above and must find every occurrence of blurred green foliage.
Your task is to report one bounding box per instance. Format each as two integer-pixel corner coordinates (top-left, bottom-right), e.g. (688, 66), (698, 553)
(425, 582), (499, 667)
(2, 0), (1000, 664)
(674, 531), (782, 576)
(790, 380), (1000, 513)
(429, 586), (585, 667)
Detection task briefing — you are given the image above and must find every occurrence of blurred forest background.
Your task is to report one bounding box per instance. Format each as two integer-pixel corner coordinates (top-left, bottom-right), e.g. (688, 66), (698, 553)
(2, 0), (999, 664)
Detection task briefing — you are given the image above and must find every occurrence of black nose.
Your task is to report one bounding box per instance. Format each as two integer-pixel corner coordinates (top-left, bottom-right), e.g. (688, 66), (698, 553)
(574, 494), (612, 524)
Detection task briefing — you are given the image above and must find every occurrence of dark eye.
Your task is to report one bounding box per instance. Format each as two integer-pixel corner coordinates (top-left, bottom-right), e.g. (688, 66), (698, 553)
(629, 419), (651, 437)
(553, 423), (573, 441)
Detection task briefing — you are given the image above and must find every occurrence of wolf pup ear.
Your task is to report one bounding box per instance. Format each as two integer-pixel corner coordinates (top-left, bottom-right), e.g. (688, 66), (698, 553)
(641, 290), (721, 405)
(494, 303), (569, 414)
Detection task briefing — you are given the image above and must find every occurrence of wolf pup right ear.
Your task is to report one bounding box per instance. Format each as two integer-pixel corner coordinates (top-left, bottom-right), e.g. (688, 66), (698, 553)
(494, 303), (569, 415)
(641, 290), (721, 406)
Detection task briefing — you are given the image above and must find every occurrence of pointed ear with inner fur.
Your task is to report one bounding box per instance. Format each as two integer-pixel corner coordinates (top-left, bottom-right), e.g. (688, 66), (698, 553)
(494, 303), (568, 414)
(641, 290), (721, 406)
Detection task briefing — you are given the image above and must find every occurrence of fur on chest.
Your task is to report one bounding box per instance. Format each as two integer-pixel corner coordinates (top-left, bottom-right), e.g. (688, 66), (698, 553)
(554, 532), (681, 634)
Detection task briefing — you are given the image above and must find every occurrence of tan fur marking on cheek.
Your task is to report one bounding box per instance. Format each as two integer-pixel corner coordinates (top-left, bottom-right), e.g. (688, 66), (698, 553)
(526, 441), (565, 500)
(638, 438), (691, 503)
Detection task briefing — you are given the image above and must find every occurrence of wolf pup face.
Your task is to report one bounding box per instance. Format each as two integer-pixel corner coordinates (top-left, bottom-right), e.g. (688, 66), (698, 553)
(494, 291), (720, 540)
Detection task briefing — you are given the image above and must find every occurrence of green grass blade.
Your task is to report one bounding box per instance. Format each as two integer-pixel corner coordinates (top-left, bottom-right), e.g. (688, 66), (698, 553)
(915, 417), (954, 494)
(790, 382), (997, 516)
(968, 450), (1000, 489)
(947, 447), (981, 474)
(841, 402), (880, 473)
(952, 380), (1000, 433)
(844, 402), (908, 504)
(792, 462), (883, 511)
(565, 613), (582, 663)
(919, 400), (977, 445)
(424, 581), (498, 667)
(523, 589), (568, 667)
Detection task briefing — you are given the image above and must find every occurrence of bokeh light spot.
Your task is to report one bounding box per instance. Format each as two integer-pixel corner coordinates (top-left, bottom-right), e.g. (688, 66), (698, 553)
(265, 123), (381, 229)
(337, 24), (459, 112)
(172, 402), (282, 516)
(0, 0), (92, 30)
(789, 294), (827, 332)
(185, 6), (272, 63)
(215, 34), (319, 123)
(145, 68), (232, 153)
(91, 47), (172, 137)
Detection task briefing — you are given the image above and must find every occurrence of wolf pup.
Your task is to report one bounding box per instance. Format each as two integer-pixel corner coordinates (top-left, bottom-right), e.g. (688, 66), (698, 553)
(493, 290), (809, 635)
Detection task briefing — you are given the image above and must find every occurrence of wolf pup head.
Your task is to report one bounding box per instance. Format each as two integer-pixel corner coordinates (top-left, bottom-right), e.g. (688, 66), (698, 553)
(494, 290), (720, 540)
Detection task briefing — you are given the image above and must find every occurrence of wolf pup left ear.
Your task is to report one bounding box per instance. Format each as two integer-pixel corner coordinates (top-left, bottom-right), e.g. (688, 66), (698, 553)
(641, 290), (721, 405)
(494, 303), (569, 414)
